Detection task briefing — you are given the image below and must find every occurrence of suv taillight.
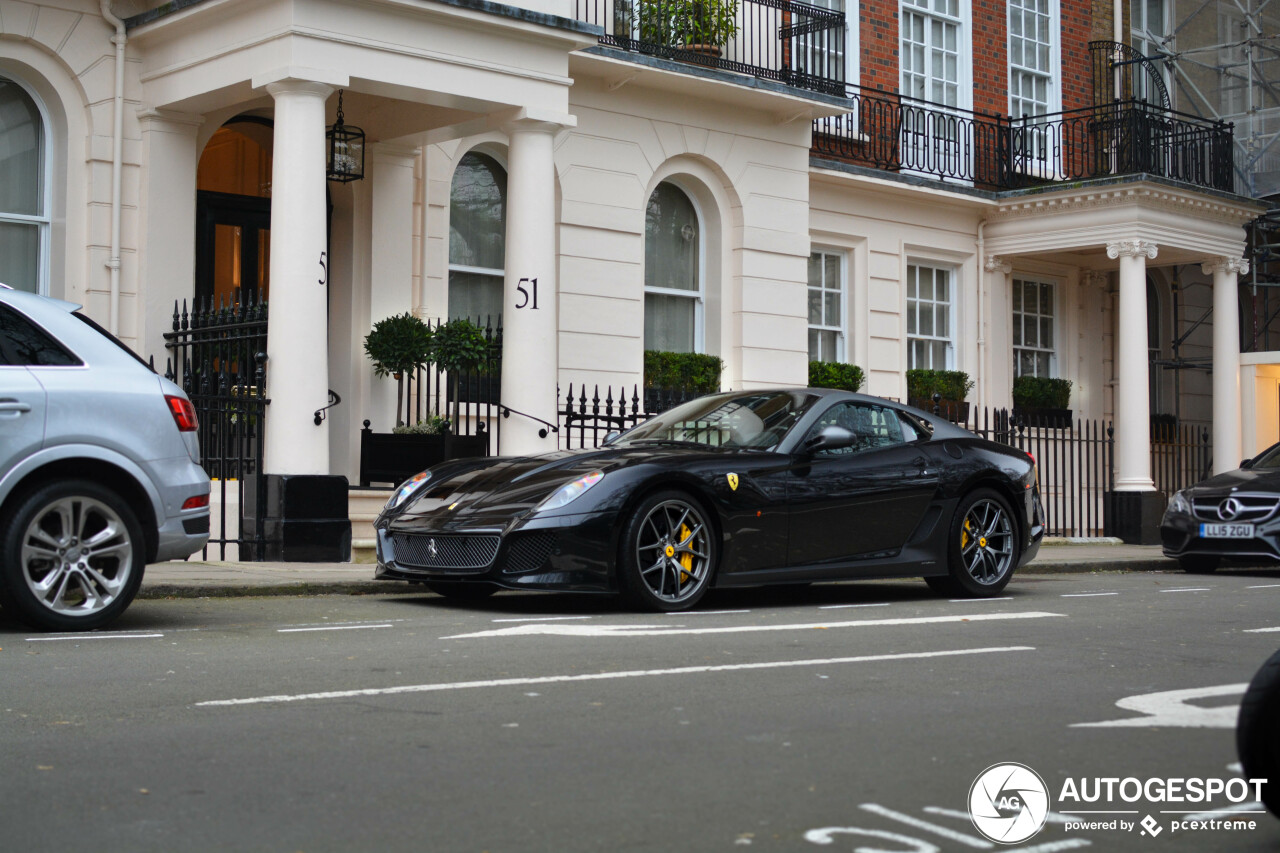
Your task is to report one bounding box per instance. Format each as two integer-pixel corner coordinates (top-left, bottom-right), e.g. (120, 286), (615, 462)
(166, 395), (199, 432)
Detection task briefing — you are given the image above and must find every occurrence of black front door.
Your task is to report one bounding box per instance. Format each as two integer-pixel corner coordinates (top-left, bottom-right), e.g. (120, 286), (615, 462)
(787, 401), (937, 567)
(195, 190), (271, 305)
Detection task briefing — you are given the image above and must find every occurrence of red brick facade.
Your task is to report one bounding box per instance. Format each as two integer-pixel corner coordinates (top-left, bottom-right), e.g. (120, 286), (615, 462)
(855, 0), (1095, 114)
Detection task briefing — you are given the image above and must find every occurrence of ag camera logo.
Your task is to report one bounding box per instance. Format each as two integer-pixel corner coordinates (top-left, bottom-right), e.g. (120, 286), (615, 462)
(969, 763), (1050, 844)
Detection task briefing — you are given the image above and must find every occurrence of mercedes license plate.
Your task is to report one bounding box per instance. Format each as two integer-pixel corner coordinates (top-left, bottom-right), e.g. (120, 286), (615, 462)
(1199, 522), (1254, 538)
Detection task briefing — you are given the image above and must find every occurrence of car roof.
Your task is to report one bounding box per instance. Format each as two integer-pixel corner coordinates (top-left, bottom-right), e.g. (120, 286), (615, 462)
(0, 284), (82, 315)
(700, 387), (977, 439)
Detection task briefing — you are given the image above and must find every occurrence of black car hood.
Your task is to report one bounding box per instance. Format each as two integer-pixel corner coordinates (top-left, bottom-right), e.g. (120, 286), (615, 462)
(388, 443), (739, 529)
(1190, 466), (1280, 494)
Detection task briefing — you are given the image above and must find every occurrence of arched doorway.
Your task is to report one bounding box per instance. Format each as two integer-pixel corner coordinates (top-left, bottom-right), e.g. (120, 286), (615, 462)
(196, 117), (273, 305)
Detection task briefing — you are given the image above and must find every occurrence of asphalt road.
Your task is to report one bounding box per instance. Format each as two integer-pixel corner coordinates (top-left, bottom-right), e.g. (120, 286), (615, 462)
(2, 569), (1280, 853)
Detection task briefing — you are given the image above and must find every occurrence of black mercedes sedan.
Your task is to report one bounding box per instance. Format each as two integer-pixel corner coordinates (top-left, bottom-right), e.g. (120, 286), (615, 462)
(373, 389), (1045, 611)
(1161, 442), (1280, 573)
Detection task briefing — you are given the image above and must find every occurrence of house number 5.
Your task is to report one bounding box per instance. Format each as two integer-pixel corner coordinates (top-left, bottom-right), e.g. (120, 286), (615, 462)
(318, 251), (328, 286)
(515, 277), (539, 310)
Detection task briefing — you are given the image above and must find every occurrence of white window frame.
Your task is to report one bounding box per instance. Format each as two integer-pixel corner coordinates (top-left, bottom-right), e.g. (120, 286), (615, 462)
(791, 0), (859, 89)
(808, 248), (846, 363)
(906, 262), (956, 370)
(1130, 0), (1173, 106)
(1007, 0), (1060, 120)
(0, 74), (51, 296)
(1012, 275), (1059, 378)
(899, 0), (972, 181)
(644, 180), (706, 354)
(447, 148), (506, 324)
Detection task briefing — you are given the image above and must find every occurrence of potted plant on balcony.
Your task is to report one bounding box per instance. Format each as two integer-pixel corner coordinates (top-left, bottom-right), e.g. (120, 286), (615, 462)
(906, 368), (974, 423)
(638, 0), (739, 59)
(1012, 375), (1073, 429)
(643, 350), (723, 412)
(809, 361), (865, 392)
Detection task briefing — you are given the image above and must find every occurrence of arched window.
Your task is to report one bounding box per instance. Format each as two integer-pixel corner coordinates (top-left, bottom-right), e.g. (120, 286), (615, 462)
(449, 151), (506, 324)
(0, 75), (48, 294)
(644, 182), (702, 352)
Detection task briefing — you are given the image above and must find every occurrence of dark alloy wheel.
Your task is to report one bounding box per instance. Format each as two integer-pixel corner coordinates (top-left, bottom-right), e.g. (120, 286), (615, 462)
(424, 581), (500, 601)
(620, 490), (717, 612)
(1237, 647), (1280, 817)
(1178, 555), (1220, 574)
(929, 488), (1018, 598)
(0, 480), (146, 632)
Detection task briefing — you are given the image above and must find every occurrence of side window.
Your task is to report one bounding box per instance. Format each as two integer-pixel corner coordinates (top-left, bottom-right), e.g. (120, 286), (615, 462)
(0, 304), (79, 366)
(806, 402), (907, 456)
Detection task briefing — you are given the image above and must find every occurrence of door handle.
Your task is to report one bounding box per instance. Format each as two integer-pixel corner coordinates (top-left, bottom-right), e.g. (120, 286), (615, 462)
(0, 400), (32, 414)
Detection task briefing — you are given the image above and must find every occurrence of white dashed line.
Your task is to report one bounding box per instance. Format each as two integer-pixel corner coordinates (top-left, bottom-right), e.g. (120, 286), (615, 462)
(1160, 587), (1211, 593)
(196, 646), (1036, 707)
(819, 603), (892, 610)
(1247, 584), (1280, 589)
(277, 624), (393, 633)
(490, 616), (594, 623)
(1183, 803), (1267, 821)
(26, 633), (164, 642)
(948, 597), (1013, 603)
(667, 609), (751, 616)
(1061, 592), (1119, 598)
(1244, 627), (1280, 633)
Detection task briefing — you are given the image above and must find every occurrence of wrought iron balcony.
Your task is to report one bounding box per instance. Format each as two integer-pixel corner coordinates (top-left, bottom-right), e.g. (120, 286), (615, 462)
(576, 0), (846, 95)
(812, 87), (1235, 194)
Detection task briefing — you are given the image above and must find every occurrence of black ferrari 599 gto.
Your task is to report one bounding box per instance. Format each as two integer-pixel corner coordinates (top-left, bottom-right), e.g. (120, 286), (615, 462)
(373, 389), (1045, 611)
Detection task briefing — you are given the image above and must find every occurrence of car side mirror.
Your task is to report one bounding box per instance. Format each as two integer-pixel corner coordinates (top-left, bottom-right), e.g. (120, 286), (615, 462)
(1241, 458), (1254, 469)
(803, 425), (858, 454)
(603, 431), (621, 445)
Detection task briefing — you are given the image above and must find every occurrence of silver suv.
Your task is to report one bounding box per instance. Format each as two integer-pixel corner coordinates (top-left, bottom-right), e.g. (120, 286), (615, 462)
(0, 286), (210, 631)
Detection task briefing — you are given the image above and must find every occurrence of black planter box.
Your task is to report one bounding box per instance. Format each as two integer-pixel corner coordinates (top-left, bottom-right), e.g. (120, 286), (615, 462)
(1013, 407), (1073, 429)
(359, 430), (489, 487)
(908, 397), (969, 424)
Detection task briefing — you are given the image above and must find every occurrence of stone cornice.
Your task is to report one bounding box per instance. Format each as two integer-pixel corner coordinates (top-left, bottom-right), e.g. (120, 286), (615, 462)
(990, 184), (1262, 226)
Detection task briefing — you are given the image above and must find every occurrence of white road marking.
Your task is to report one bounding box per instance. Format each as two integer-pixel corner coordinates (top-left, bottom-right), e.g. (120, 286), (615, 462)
(819, 603), (892, 610)
(948, 597), (1013, 603)
(278, 619), (407, 629)
(1012, 842), (1092, 852)
(1183, 802), (1266, 821)
(1072, 683), (1248, 728)
(277, 624), (393, 633)
(1060, 593), (1118, 598)
(667, 609), (751, 616)
(26, 633), (164, 642)
(859, 804), (992, 848)
(1244, 627), (1280, 633)
(805, 827), (939, 850)
(440, 610), (1065, 640)
(196, 645), (1035, 707)
(923, 807), (1079, 826)
(1247, 584), (1280, 589)
(490, 616), (593, 623)
(1160, 587), (1211, 593)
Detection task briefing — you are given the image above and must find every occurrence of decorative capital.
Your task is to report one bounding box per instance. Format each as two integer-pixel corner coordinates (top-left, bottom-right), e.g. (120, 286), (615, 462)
(1201, 256), (1250, 277)
(984, 256), (1012, 274)
(1082, 269), (1110, 290)
(1106, 240), (1158, 260)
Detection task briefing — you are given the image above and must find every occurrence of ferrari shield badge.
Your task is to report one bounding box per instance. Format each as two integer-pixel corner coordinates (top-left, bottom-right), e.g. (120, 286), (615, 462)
(727, 473), (739, 491)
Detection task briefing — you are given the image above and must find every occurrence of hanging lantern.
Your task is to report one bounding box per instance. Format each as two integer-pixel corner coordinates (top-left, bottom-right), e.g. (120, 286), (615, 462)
(326, 90), (364, 183)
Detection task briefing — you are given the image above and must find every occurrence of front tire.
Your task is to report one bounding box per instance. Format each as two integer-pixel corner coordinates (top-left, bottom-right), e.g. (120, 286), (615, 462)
(0, 480), (146, 632)
(1237, 647), (1280, 817)
(930, 489), (1018, 598)
(619, 490), (718, 612)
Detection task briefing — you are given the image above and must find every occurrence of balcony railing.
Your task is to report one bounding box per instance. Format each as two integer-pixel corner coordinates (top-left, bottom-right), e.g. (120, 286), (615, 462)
(576, 0), (846, 95)
(812, 88), (1235, 193)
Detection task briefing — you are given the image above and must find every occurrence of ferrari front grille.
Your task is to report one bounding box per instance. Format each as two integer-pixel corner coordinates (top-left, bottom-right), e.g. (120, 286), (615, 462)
(503, 532), (557, 574)
(390, 534), (500, 573)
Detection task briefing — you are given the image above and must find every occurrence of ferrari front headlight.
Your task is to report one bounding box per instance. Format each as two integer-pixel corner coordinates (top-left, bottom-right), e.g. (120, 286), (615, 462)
(386, 471), (432, 511)
(539, 471), (604, 512)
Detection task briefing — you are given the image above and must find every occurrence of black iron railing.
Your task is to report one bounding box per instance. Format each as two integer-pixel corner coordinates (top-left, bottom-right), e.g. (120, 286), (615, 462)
(559, 383), (706, 449)
(813, 89), (1234, 193)
(163, 293), (269, 561)
(577, 0), (846, 95)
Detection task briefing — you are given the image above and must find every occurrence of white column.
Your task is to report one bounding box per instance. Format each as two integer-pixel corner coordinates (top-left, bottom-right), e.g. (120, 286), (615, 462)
(1107, 240), (1158, 491)
(983, 255), (1012, 411)
(263, 80), (334, 475)
(1204, 256), (1250, 474)
(136, 109), (203, 366)
(368, 143), (419, 428)
(500, 119), (561, 456)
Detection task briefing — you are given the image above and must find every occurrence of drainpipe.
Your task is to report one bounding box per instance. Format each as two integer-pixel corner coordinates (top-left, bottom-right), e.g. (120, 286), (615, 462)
(100, 0), (126, 335)
(976, 219), (987, 411)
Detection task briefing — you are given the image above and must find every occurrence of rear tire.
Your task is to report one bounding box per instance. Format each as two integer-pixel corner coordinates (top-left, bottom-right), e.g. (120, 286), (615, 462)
(1237, 647), (1280, 817)
(934, 489), (1018, 598)
(1178, 555), (1220, 574)
(0, 480), (145, 632)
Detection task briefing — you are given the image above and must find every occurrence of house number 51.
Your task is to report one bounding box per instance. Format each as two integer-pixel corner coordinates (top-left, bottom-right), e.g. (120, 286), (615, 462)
(515, 277), (539, 310)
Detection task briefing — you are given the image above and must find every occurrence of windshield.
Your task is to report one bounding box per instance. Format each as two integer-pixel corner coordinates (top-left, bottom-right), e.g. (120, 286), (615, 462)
(1250, 443), (1280, 469)
(613, 391), (819, 451)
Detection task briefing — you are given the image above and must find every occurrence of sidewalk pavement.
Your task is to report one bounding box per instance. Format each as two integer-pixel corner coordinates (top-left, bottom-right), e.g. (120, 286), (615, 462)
(137, 539), (1185, 600)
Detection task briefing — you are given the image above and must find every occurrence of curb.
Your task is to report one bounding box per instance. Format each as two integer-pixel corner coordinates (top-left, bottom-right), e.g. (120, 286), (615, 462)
(1020, 559), (1178, 575)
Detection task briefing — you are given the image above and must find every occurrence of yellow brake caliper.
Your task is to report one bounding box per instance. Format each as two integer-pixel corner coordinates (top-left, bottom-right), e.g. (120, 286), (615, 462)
(678, 523), (693, 584)
(961, 517), (973, 550)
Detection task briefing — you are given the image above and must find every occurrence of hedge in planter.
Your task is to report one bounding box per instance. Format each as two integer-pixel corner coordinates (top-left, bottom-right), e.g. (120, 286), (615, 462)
(809, 361), (865, 392)
(364, 312), (433, 427)
(906, 369), (973, 421)
(1013, 375), (1073, 428)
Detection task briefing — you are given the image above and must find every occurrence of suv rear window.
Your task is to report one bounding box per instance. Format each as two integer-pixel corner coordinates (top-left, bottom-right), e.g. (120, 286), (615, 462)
(72, 311), (154, 371)
(0, 304), (81, 366)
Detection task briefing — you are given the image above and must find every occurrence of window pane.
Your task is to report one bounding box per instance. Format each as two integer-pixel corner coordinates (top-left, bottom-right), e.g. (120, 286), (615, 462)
(645, 183), (699, 293)
(0, 221), (39, 293)
(0, 79), (43, 217)
(919, 306), (934, 336)
(809, 253), (821, 285)
(825, 254), (840, 287)
(1040, 316), (1053, 348)
(1024, 315), (1037, 347)
(809, 287), (822, 324)
(644, 292), (696, 352)
(448, 271), (504, 324)
(824, 290), (840, 324)
(809, 328), (821, 360)
(449, 152), (506, 269)
(935, 269), (949, 301)
(0, 304), (77, 366)
(935, 304), (948, 336)
(1012, 315), (1022, 346)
